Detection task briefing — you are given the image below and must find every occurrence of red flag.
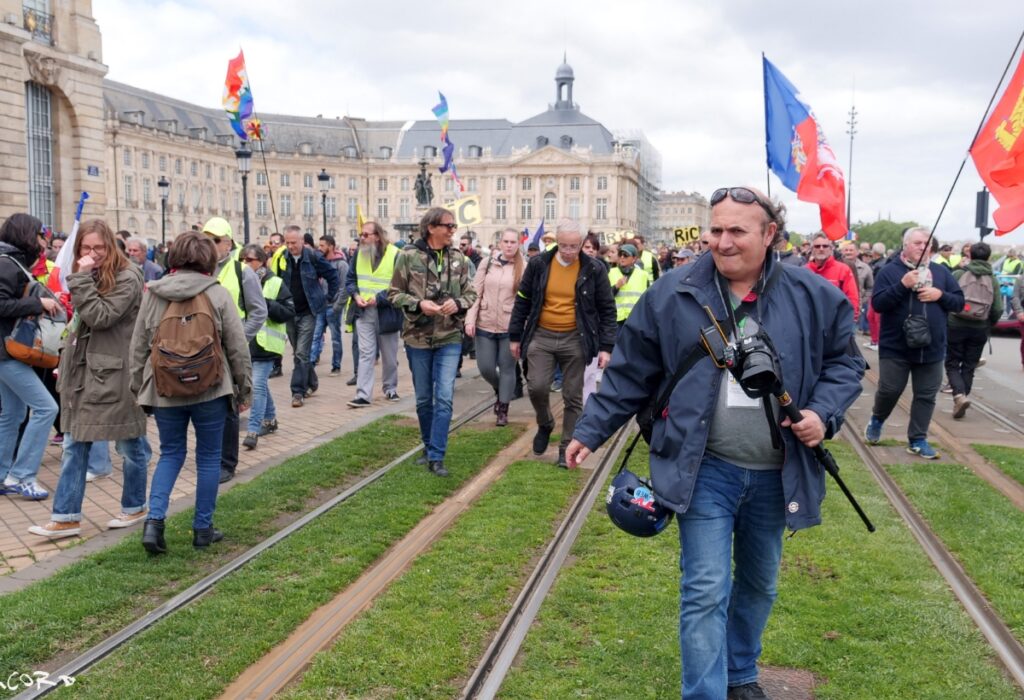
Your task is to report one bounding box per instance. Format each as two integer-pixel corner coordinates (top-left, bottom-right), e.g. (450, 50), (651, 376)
(971, 52), (1024, 235)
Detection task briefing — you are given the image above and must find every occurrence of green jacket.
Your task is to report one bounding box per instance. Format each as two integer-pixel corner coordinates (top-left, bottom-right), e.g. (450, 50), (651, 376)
(387, 238), (478, 349)
(948, 259), (1003, 329)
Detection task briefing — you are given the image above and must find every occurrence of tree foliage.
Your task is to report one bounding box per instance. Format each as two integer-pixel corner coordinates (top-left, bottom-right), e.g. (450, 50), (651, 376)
(852, 219), (921, 251)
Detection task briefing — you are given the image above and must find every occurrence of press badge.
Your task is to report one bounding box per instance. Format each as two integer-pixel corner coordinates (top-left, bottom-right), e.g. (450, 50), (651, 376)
(726, 373), (760, 408)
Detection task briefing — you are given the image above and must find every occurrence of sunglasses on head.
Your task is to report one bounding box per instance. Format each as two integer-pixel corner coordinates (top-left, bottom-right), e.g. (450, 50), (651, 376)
(710, 187), (777, 224)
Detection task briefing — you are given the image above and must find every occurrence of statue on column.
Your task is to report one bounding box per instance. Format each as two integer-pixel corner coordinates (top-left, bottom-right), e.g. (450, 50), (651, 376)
(414, 158), (433, 207)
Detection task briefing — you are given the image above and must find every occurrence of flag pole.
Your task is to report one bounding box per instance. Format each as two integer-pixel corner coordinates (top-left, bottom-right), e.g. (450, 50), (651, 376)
(240, 61), (279, 238)
(762, 52), (772, 199)
(916, 28), (1024, 266)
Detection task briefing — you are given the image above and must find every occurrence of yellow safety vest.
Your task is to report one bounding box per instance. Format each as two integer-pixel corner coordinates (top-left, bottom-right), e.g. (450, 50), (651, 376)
(639, 249), (657, 284)
(608, 266), (649, 322)
(356, 243), (399, 295)
(217, 246), (245, 319)
(255, 275), (287, 355)
(1004, 258), (1023, 274)
(270, 245), (286, 275)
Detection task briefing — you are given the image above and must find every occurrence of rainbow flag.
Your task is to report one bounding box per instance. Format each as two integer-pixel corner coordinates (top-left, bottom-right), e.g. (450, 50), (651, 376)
(432, 91), (464, 192)
(223, 50), (261, 141)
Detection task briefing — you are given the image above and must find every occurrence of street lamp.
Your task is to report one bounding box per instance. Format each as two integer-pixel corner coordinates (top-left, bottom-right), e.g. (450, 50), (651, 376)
(235, 142), (252, 244)
(157, 175), (170, 246)
(317, 168), (330, 239)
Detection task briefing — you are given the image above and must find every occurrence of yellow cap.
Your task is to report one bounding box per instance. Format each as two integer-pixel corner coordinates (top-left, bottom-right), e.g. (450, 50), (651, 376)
(202, 217), (232, 238)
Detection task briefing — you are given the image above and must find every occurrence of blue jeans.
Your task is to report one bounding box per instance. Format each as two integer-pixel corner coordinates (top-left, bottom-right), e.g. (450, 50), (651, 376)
(311, 307), (343, 370)
(0, 359), (58, 483)
(405, 343), (461, 461)
(150, 397), (228, 529)
(52, 435), (150, 521)
(247, 360), (277, 433)
(87, 441), (113, 477)
(288, 313), (317, 397)
(677, 455), (785, 700)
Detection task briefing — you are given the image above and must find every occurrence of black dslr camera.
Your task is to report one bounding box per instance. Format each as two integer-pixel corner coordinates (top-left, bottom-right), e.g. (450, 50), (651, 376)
(723, 332), (783, 399)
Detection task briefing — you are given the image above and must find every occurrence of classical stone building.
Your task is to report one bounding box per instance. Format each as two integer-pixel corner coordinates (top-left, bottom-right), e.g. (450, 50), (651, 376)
(653, 190), (711, 243)
(2, 2), (664, 246)
(0, 0), (108, 231)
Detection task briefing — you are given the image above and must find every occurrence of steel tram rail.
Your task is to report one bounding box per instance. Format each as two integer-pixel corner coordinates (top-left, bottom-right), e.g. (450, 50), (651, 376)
(462, 424), (634, 700)
(17, 395), (497, 700)
(843, 413), (1024, 691)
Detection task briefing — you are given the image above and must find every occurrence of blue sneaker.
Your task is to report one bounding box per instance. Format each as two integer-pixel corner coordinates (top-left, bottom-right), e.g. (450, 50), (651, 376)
(864, 417), (883, 444)
(907, 440), (940, 460)
(10, 480), (49, 500)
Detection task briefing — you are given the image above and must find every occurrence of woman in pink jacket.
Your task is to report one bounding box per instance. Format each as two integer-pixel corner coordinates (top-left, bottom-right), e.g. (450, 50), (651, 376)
(465, 228), (525, 426)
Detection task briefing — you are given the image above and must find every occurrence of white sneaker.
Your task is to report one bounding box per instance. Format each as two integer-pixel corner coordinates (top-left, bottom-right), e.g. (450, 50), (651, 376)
(86, 471), (109, 483)
(107, 511), (148, 529)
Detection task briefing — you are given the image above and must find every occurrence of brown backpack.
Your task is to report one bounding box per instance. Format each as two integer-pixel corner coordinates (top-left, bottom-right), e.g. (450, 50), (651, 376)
(150, 292), (224, 397)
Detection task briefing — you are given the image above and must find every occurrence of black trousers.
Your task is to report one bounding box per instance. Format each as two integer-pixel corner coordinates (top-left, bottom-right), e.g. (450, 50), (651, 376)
(944, 325), (988, 396)
(221, 406), (239, 473)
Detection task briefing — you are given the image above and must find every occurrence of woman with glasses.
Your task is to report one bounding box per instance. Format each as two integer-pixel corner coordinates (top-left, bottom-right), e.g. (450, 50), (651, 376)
(29, 219), (151, 538)
(465, 228), (525, 426)
(240, 244), (294, 449)
(0, 213), (60, 500)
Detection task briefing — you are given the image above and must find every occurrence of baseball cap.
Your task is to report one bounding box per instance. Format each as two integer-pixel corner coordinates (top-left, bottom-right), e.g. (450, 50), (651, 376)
(674, 248), (694, 259)
(202, 217), (233, 238)
(940, 244), (952, 251)
(619, 243), (638, 258)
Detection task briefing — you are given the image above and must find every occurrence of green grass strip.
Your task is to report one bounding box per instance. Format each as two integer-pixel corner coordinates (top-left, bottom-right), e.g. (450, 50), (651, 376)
(62, 425), (524, 700)
(973, 443), (1024, 489)
(281, 460), (584, 699)
(886, 457), (1024, 644)
(0, 416), (420, 678)
(499, 441), (1018, 699)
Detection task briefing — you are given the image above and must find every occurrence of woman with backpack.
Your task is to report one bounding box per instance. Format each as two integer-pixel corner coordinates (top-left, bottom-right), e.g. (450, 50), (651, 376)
(129, 231), (252, 553)
(0, 213), (60, 500)
(464, 227), (524, 427)
(28, 219), (151, 538)
(945, 241), (1003, 420)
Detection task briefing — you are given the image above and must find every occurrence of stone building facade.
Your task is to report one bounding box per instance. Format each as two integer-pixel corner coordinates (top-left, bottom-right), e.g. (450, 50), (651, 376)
(653, 190), (711, 243)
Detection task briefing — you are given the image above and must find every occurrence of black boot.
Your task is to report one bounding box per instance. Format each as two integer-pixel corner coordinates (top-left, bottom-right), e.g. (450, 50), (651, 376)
(142, 519), (166, 554)
(192, 527), (224, 548)
(496, 402), (509, 427)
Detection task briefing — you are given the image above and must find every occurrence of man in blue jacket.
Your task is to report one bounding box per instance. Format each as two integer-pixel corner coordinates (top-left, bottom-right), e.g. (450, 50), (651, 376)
(566, 187), (864, 700)
(864, 226), (964, 458)
(277, 225), (341, 407)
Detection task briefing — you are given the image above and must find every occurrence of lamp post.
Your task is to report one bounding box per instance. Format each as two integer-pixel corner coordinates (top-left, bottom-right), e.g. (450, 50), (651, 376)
(317, 168), (330, 239)
(157, 175), (170, 246)
(235, 142), (252, 244)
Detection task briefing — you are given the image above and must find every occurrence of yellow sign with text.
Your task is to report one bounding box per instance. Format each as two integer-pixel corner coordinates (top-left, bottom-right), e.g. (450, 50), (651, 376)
(674, 226), (701, 246)
(445, 196), (482, 227)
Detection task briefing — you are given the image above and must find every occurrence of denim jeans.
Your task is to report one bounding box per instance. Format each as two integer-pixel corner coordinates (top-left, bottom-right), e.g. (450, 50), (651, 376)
(248, 359), (277, 433)
(311, 307), (343, 371)
(150, 397), (228, 529)
(87, 441), (114, 477)
(0, 359), (58, 483)
(677, 455), (785, 700)
(287, 312), (318, 398)
(52, 435), (150, 521)
(405, 343), (461, 461)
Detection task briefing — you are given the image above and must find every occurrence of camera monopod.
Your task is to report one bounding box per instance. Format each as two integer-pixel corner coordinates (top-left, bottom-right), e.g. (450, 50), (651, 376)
(774, 388), (876, 533)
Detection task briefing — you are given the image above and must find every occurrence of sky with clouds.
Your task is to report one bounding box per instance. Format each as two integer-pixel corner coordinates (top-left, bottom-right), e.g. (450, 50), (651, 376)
(95, 0), (1024, 245)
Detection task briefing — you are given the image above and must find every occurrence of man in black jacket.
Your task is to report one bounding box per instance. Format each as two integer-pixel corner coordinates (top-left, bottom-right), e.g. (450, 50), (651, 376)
(509, 218), (616, 467)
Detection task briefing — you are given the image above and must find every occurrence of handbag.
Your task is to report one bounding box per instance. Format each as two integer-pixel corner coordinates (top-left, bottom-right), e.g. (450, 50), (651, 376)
(376, 299), (404, 334)
(902, 297), (931, 349)
(1, 255), (68, 368)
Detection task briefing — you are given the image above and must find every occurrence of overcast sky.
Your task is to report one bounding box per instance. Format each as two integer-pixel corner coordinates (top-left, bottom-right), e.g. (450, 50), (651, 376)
(95, 0), (1024, 245)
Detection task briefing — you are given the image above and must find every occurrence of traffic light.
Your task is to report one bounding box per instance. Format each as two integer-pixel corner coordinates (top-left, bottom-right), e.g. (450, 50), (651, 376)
(976, 188), (992, 239)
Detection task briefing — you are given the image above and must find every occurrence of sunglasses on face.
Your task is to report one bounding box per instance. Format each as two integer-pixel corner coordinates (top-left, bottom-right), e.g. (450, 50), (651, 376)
(434, 222), (457, 231)
(710, 187), (777, 224)
(812, 244), (831, 250)
(244, 257), (261, 263)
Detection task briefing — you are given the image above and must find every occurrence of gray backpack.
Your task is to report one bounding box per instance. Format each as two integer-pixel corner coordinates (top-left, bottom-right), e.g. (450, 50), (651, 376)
(952, 271), (994, 321)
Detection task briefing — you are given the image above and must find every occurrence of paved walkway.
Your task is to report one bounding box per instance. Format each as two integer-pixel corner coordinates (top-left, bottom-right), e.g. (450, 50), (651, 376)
(0, 350), (436, 579)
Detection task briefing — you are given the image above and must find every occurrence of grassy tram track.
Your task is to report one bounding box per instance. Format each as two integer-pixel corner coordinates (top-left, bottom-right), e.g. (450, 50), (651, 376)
(0, 416), (420, 685)
(496, 440), (1019, 699)
(50, 424), (525, 699)
(973, 443), (1024, 490)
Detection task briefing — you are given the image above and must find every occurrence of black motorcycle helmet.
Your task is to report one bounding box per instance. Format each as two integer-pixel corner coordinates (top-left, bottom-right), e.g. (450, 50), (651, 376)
(606, 468), (674, 537)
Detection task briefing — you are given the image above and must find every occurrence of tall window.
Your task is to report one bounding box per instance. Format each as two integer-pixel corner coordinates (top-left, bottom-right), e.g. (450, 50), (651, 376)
(220, 167), (226, 182)
(123, 175), (134, 205)
(495, 198), (507, 220)
(496, 176), (506, 191)
(520, 198), (533, 220)
(521, 176), (532, 190)
(444, 178), (454, 193)
(191, 161), (198, 177)
(256, 193), (268, 216)
(597, 176), (608, 190)
(399, 198), (410, 219)
(176, 183), (185, 206)
(378, 177), (388, 192)
(174, 158), (182, 175)
(25, 82), (54, 226)
(159, 155), (167, 172)
(256, 171), (267, 186)
(377, 198), (389, 219)
(141, 152), (150, 169)
(400, 177), (410, 192)
(467, 177), (477, 192)
(304, 173), (313, 188)
(123, 147), (132, 167)
(206, 164), (212, 179)
(569, 176), (580, 191)
(569, 197), (580, 220)
(596, 197), (608, 220)
(303, 194), (315, 217)
(544, 193), (557, 220)
(143, 178), (152, 205)
(280, 194), (292, 217)
(326, 197), (337, 218)
(347, 197), (358, 218)
(348, 176), (357, 190)
(281, 172), (291, 187)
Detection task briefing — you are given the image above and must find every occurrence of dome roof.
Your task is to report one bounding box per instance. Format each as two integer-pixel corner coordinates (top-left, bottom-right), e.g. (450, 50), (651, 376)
(556, 61), (574, 80)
